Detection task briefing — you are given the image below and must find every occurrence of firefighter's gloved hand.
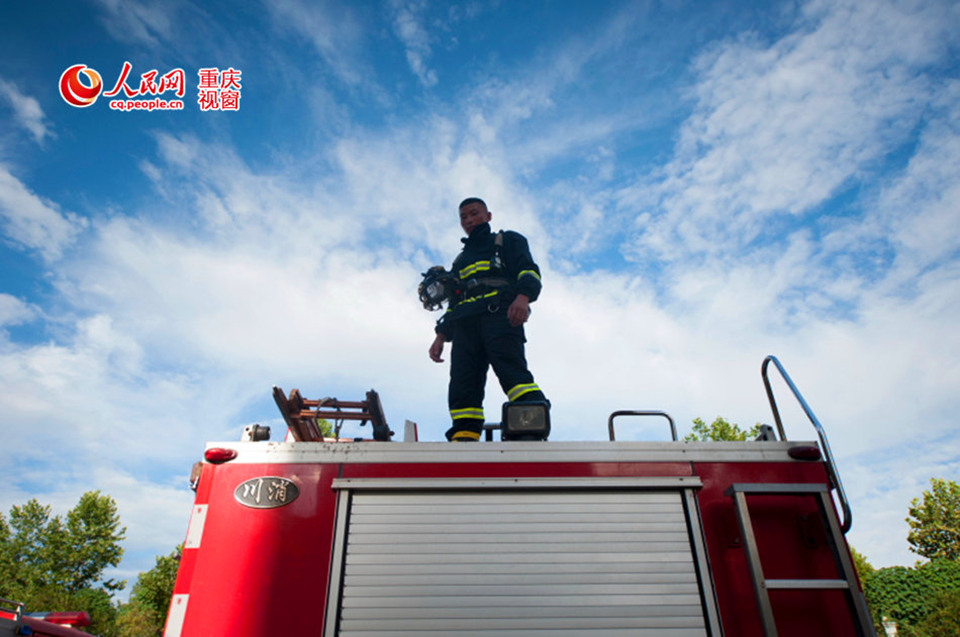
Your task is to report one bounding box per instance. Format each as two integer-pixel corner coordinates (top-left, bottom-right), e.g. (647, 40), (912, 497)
(507, 294), (531, 327)
(429, 333), (446, 362)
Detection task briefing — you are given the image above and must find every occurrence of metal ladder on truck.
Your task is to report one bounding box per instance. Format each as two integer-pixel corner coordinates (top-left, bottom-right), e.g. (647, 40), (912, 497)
(727, 356), (876, 637)
(273, 387), (394, 441)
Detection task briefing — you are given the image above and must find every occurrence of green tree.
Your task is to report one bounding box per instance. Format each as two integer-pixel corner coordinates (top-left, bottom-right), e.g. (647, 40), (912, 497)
(318, 418), (334, 438)
(907, 478), (960, 561)
(115, 602), (157, 637)
(864, 560), (960, 630)
(913, 589), (960, 637)
(0, 491), (126, 636)
(851, 546), (874, 582)
(0, 514), (12, 583)
(117, 545), (181, 637)
(683, 416), (764, 441)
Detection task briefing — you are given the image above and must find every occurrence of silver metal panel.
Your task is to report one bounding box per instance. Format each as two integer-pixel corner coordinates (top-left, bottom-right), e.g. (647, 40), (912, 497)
(331, 488), (712, 636)
(683, 488), (724, 636)
(333, 476), (702, 490)
(325, 491), (354, 637)
(217, 439), (817, 465)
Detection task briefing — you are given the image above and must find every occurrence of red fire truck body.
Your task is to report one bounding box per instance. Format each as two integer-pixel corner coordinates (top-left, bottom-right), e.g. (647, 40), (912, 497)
(163, 358), (876, 637)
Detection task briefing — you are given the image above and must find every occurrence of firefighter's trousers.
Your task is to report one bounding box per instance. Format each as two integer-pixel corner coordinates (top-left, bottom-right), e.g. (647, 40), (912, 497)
(445, 308), (546, 441)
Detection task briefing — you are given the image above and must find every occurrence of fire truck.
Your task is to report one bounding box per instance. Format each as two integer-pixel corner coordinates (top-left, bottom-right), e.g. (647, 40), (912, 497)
(163, 356), (876, 636)
(0, 598), (92, 637)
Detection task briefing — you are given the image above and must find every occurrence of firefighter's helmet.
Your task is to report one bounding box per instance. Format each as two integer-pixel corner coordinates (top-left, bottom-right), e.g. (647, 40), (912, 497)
(419, 266), (457, 311)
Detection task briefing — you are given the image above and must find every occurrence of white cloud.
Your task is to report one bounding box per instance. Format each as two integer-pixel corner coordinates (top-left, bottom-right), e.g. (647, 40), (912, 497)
(0, 166), (86, 262)
(90, 466), (195, 553)
(389, 0), (438, 87)
(266, 0), (372, 89)
(90, 0), (178, 46)
(0, 314), (183, 465)
(0, 79), (52, 144)
(875, 82), (960, 284)
(0, 294), (36, 329)
(626, 0), (952, 263)
(844, 435), (960, 568)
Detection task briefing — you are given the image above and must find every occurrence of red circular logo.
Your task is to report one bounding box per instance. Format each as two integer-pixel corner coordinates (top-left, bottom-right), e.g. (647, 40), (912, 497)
(59, 64), (103, 107)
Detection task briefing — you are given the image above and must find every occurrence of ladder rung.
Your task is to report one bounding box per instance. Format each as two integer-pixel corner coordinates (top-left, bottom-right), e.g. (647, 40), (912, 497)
(766, 579), (851, 590)
(726, 482), (829, 495)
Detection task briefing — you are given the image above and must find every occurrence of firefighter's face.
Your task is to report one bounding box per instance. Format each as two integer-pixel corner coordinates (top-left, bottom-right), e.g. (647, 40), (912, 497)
(459, 201), (492, 235)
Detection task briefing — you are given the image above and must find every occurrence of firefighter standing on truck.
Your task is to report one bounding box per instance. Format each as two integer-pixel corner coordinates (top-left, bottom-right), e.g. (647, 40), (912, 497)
(428, 197), (548, 441)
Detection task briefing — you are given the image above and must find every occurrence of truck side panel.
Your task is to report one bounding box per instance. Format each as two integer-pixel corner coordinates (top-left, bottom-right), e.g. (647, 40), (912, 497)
(695, 461), (862, 637)
(166, 443), (871, 637)
(167, 462), (341, 636)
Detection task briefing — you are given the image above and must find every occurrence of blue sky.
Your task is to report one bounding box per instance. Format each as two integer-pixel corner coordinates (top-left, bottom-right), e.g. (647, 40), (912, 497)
(1, 0), (958, 594)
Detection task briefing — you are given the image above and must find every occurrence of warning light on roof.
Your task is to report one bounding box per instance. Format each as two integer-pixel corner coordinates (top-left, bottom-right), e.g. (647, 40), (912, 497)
(204, 448), (238, 464)
(788, 445), (822, 461)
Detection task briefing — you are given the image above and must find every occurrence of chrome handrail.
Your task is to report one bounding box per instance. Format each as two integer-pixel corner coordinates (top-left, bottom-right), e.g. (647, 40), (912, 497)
(761, 355), (852, 533)
(608, 410), (678, 441)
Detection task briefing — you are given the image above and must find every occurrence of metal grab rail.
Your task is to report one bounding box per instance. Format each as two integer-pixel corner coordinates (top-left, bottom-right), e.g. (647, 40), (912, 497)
(761, 355), (852, 533)
(608, 410), (678, 441)
(0, 597), (25, 632)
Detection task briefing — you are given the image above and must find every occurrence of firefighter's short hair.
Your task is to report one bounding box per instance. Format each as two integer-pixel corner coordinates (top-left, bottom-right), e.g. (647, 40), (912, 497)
(459, 197), (487, 210)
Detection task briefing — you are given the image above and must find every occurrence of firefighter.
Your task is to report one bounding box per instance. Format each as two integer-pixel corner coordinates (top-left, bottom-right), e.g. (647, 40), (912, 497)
(428, 197), (548, 441)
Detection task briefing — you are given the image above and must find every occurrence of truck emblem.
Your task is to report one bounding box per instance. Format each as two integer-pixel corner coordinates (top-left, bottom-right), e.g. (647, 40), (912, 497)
(235, 477), (299, 509)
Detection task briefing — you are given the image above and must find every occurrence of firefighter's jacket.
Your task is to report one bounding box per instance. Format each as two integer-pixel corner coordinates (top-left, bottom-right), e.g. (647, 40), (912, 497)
(435, 222), (542, 340)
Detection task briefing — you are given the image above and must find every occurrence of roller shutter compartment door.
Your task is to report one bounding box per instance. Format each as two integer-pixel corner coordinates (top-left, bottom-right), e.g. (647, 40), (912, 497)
(332, 489), (712, 637)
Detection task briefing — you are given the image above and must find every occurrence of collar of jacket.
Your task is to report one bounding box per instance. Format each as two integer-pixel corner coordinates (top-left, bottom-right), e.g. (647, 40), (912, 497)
(461, 222), (492, 245)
